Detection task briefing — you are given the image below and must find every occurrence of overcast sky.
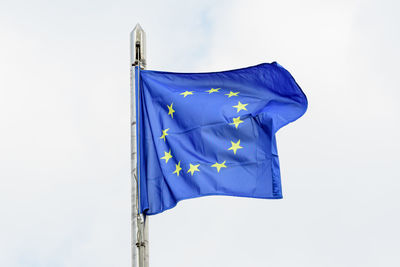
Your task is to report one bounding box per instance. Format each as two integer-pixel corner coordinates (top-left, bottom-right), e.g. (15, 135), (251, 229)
(1, 0), (399, 266)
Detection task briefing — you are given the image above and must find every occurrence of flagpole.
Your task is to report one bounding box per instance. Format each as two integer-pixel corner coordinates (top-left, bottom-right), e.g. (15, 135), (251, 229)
(130, 23), (149, 267)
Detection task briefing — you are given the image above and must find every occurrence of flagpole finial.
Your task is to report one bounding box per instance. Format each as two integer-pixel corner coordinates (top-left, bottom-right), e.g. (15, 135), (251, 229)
(130, 23), (146, 68)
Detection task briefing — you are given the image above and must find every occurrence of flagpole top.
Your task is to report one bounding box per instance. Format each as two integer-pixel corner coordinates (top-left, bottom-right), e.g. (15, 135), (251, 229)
(130, 23), (146, 68)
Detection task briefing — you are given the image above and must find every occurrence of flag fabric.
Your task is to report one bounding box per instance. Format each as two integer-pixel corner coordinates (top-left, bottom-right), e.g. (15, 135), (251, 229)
(136, 62), (307, 215)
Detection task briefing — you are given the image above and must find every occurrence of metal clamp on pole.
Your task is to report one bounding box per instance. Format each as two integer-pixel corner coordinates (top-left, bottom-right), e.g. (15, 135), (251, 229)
(130, 23), (149, 267)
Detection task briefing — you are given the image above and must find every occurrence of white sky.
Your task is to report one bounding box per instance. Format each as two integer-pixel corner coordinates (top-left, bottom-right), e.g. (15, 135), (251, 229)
(1, 0), (399, 266)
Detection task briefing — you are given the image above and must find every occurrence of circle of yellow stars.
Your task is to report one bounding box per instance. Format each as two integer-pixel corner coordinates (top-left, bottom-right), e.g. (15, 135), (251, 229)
(158, 87), (249, 177)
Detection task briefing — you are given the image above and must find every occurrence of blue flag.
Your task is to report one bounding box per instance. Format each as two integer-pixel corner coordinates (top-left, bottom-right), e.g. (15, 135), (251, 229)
(136, 62), (307, 215)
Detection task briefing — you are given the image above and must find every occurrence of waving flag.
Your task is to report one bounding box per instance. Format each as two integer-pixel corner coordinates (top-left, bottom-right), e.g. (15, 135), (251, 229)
(136, 62), (307, 215)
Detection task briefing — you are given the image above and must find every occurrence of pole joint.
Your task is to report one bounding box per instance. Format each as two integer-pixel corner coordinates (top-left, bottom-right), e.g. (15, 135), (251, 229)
(136, 242), (146, 248)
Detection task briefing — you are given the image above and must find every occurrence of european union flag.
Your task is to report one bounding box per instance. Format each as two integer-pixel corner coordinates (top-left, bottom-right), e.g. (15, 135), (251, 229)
(136, 62), (307, 215)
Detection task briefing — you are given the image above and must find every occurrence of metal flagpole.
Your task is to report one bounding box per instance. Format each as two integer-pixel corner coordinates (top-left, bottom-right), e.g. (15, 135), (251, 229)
(130, 23), (149, 267)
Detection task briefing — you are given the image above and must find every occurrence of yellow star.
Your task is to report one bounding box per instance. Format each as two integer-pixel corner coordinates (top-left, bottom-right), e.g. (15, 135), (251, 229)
(180, 91), (194, 97)
(160, 149), (173, 163)
(231, 116), (244, 129)
(187, 163), (200, 176)
(211, 161), (227, 173)
(225, 91), (239, 98)
(160, 128), (169, 142)
(167, 103), (175, 118)
(232, 101), (248, 113)
(228, 139), (243, 155)
(206, 88), (220, 94)
(173, 161), (182, 176)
